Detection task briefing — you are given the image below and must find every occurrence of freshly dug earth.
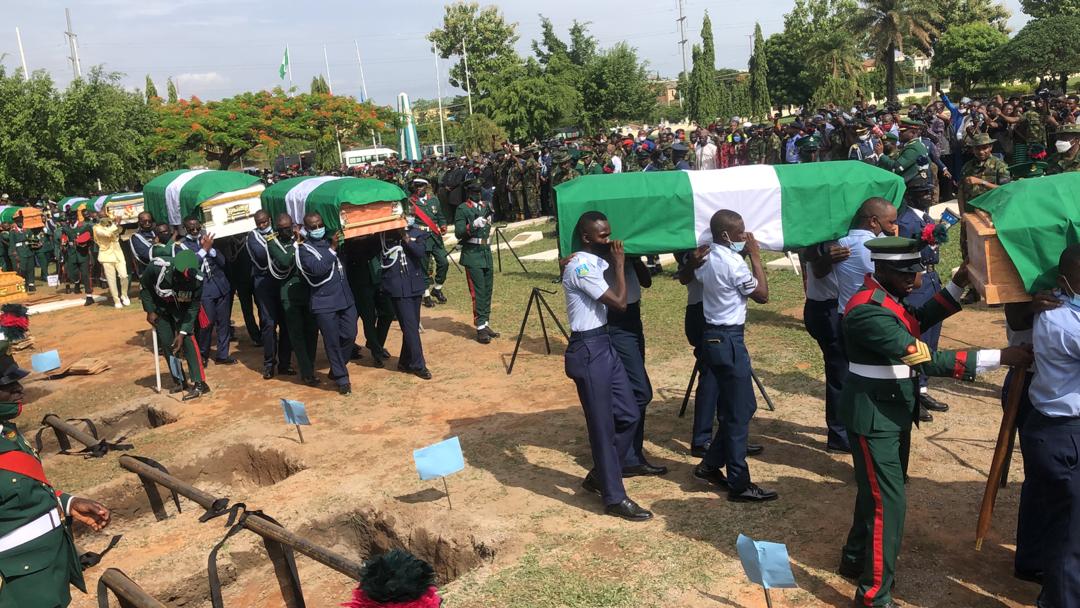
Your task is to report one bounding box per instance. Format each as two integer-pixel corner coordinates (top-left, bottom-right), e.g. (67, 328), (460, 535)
(27, 265), (1037, 608)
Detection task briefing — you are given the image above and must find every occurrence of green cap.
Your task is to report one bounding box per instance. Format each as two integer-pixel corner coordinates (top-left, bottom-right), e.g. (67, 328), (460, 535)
(899, 118), (924, 129)
(884, 132), (899, 143)
(865, 236), (925, 273)
(171, 249), (199, 274)
(1057, 124), (1080, 136)
(966, 133), (994, 147)
(1008, 161), (1049, 179)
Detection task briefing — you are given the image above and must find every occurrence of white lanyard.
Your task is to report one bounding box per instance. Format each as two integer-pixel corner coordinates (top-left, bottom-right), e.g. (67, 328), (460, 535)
(246, 231), (270, 272)
(267, 239), (291, 280)
(295, 241), (338, 287)
(379, 233), (407, 271)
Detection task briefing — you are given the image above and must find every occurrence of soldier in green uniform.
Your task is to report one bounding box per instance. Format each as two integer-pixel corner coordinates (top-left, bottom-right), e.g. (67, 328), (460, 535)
(746, 126), (768, 165)
(1013, 104), (1047, 165)
(408, 179), (449, 308)
(59, 210), (94, 305)
(549, 151), (580, 232)
(265, 215), (319, 384)
(140, 249), (211, 399)
(1048, 123), (1080, 175)
(764, 126), (783, 165)
(0, 306), (111, 607)
(454, 177), (499, 344)
(877, 119), (932, 191)
(836, 237), (1032, 608)
(9, 222), (47, 293)
(522, 148), (543, 218)
(959, 133), (1011, 212)
(506, 152), (526, 221)
(0, 223), (11, 273)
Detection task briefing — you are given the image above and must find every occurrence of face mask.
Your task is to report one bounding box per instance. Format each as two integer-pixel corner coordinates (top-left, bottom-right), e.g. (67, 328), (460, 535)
(733, 136), (742, 143)
(258, 225), (272, 235)
(722, 231), (745, 253)
(309, 227), (326, 240)
(1056, 140), (1074, 154)
(1063, 276), (1080, 308)
(278, 228), (293, 240)
(859, 133), (870, 142)
(0, 402), (21, 422)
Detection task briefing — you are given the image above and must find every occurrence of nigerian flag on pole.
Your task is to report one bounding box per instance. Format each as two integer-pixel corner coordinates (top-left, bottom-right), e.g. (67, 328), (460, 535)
(555, 161), (906, 255)
(279, 46), (290, 80)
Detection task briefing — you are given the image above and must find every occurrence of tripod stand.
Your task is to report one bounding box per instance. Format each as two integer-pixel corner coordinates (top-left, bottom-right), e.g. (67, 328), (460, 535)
(506, 287), (569, 375)
(677, 362), (776, 417)
(493, 225), (530, 275)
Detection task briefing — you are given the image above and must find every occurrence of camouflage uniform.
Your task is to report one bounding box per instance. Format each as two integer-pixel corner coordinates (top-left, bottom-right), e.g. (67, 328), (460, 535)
(747, 134), (767, 165)
(765, 131), (783, 165)
(960, 153), (1011, 207)
(522, 155), (542, 218)
(506, 158), (526, 220)
(1013, 110), (1047, 164)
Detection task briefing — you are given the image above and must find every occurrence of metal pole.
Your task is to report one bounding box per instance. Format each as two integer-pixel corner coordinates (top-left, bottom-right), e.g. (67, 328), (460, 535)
(243, 513), (365, 579)
(287, 43), (294, 90)
(15, 27), (29, 80)
(42, 414), (102, 451)
(65, 8), (82, 78)
(461, 38), (473, 115)
(354, 40), (368, 102)
(322, 45), (334, 95)
(98, 569), (169, 608)
(433, 43), (447, 156)
(118, 454), (220, 511)
(675, 0), (687, 107)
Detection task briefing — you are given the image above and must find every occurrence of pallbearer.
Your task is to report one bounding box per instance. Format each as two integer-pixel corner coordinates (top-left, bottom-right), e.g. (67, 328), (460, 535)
(247, 210), (295, 380)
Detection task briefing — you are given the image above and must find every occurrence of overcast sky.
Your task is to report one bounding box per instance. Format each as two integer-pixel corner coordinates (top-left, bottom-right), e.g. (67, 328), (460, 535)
(3, 0), (1030, 105)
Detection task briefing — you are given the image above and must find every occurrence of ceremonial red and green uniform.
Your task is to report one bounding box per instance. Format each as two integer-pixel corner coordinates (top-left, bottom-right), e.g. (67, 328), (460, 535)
(411, 195), (449, 293)
(138, 259), (206, 385)
(839, 275), (978, 607)
(454, 198), (494, 330)
(60, 222), (93, 295)
(0, 402), (84, 608)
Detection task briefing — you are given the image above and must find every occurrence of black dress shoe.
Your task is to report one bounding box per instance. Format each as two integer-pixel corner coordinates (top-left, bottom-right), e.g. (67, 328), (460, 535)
(262, 368), (274, 380)
(413, 368), (432, 380)
(304, 376), (321, 387)
(338, 384), (352, 395)
(838, 559), (863, 580)
(423, 296), (436, 308)
(690, 445), (710, 458)
(214, 357), (238, 365)
(728, 483), (779, 502)
(918, 403), (934, 422)
(182, 382), (210, 401)
(692, 464), (730, 490)
(581, 474), (602, 496)
(853, 601), (899, 608)
(622, 463), (668, 477)
(482, 326), (500, 338)
(372, 357), (385, 369)
(252, 339), (263, 347)
(920, 393), (949, 412)
(277, 367), (296, 376)
(746, 443), (764, 456)
(827, 443), (852, 454)
(476, 331), (491, 344)
(432, 289), (447, 304)
(84, 296), (94, 306)
(604, 498), (653, 521)
(169, 382), (189, 395)
(1014, 569), (1044, 584)
(350, 345), (364, 360)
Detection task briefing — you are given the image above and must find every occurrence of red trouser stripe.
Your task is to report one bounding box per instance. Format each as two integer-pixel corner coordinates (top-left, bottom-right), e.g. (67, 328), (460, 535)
(466, 270), (478, 325)
(190, 335), (206, 382)
(858, 435), (886, 606)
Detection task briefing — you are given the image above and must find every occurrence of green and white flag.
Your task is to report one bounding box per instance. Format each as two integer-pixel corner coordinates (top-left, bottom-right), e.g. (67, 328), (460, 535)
(969, 172), (1080, 292)
(58, 196), (89, 212)
(261, 175), (406, 235)
(279, 46), (290, 80)
(144, 169), (262, 225)
(555, 161), (906, 255)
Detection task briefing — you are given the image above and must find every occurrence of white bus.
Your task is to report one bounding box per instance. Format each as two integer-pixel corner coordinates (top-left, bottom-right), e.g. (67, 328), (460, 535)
(341, 147), (398, 168)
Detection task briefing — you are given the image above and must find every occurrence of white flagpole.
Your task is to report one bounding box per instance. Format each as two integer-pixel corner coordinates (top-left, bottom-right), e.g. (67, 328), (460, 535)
(287, 43), (294, 88)
(323, 44), (334, 95)
(15, 27), (29, 80)
(354, 40), (369, 102)
(433, 43), (447, 156)
(461, 37), (473, 115)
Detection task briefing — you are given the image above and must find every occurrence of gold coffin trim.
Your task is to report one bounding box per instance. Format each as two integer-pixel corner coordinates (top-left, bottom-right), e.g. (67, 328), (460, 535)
(200, 191), (260, 209)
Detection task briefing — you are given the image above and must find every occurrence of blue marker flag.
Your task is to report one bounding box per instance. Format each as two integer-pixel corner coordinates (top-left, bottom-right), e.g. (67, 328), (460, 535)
(280, 399), (311, 426)
(413, 436), (465, 481)
(31, 350), (61, 373)
(736, 534), (798, 589)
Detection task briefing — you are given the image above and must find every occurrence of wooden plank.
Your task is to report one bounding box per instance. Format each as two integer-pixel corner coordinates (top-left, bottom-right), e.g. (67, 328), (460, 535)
(963, 213), (1031, 305)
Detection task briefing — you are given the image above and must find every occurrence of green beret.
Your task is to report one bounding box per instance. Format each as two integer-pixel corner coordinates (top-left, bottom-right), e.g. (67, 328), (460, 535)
(865, 236), (925, 273)
(967, 133), (994, 147)
(171, 249), (199, 274)
(884, 132), (899, 142)
(899, 118), (925, 129)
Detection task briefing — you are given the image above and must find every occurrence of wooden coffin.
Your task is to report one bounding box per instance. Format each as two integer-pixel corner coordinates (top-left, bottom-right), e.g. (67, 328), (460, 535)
(339, 201), (406, 240)
(964, 210), (1031, 305)
(0, 271), (27, 302)
(106, 196), (145, 227)
(15, 208), (43, 230)
(199, 184), (265, 239)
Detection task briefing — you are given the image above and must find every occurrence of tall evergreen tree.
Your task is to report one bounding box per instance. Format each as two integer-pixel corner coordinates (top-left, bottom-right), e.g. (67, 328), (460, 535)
(144, 75), (159, 103)
(310, 76), (338, 170)
(166, 78), (178, 103)
(748, 23), (772, 119)
(687, 12), (720, 125)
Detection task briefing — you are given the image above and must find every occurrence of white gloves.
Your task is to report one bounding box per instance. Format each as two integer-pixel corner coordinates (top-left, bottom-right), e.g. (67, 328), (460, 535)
(471, 216), (489, 229)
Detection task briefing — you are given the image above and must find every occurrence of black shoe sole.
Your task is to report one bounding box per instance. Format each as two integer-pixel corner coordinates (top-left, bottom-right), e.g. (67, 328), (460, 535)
(604, 509), (653, 522)
(728, 492), (779, 503)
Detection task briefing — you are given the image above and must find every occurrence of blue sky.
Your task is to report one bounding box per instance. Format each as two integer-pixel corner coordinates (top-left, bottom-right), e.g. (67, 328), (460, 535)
(2, 0), (1030, 105)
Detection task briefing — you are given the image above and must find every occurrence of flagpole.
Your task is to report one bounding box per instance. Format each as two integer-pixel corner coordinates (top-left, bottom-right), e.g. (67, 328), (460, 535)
(323, 44), (334, 95)
(461, 37), (473, 115)
(433, 43), (447, 157)
(287, 43), (294, 88)
(15, 27), (29, 80)
(354, 40), (368, 102)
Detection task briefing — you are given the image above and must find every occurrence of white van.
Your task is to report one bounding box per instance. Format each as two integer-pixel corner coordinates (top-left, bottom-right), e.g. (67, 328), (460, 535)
(341, 147), (398, 168)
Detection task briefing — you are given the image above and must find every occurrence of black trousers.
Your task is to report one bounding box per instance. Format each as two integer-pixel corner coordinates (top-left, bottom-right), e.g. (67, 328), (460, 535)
(803, 298), (850, 450)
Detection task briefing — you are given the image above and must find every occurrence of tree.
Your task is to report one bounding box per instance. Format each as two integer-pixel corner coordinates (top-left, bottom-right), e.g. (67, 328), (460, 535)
(1001, 16), (1080, 90)
(145, 75), (159, 103)
(458, 113), (507, 155)
(309, 76), (337, 170)
(427, 2), (519, 99)
(578, 43), (655, 130)
(481, 58), (578, 141)
(934, 0), (1011, 32)
(166, 77), (178, 103)
(532, 16), (568, 64)
(748, 23), (772, 119)
(1020, 0), (1080, 18)
(0, 68), (65, 197)
(764, 32), (812, 108)
(930, 23), (1009, 92)
(853, 0), (940, 101)
(687, 12), (721, 125)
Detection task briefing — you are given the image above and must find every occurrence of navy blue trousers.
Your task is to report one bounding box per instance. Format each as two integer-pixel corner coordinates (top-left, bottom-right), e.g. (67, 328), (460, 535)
(608, 302), (653, 468)
(685, 303), (719, 449)
(701, 324), (758, 492)
(565, 330), (639, 506)
(1005, 369), (1042, 576)
(391, 295), (426, 371)
(253, 275), (292, 370)
(904, 270), (941, 389)
(1020, 411), (1080, 608)
(197, 293), (231, 361)
(315, 305), (358, 387)
(803, 298), (851, 450)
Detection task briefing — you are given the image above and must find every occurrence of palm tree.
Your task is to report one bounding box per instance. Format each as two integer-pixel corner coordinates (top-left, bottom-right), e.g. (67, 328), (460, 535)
(853, 0), (940, 102)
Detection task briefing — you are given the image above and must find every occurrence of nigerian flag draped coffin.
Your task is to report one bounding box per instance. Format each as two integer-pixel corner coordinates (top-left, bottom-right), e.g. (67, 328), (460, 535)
(261, 176), (406, 238)
(144, 169), (264, 237)
(555, 162), (907, 255)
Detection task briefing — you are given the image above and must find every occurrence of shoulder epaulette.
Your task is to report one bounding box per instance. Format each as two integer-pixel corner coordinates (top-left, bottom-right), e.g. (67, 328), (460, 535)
(870, 289), (887, 305)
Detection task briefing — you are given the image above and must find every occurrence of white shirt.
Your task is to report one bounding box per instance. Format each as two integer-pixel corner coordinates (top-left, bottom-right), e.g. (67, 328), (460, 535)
(563, 252), (611, 332)
(1029, 299), (1080, 418)
(695, 243), (758, 326)
(835, 229), (877, 312)
(610, 155), (623, 174)
(696, 142), (718, 170)
(805, 267), (839, 301)
(604, 260), (641, 305)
